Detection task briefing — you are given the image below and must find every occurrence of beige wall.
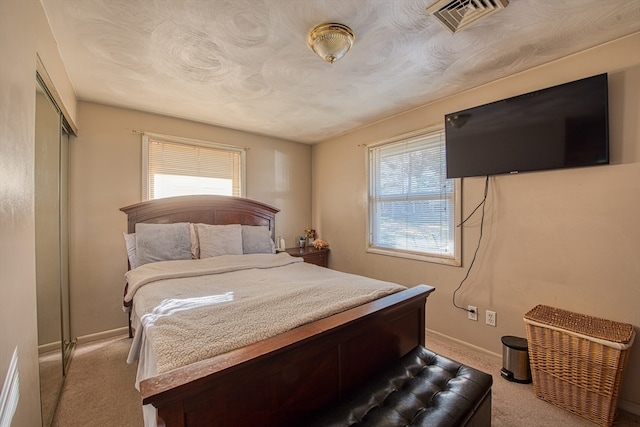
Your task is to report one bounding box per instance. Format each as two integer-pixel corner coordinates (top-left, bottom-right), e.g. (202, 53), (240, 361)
(0, 1), (77, 425)
(2, 0), (638, 421)
(69, 102), (311, 338)
(313, 33), (640, 410)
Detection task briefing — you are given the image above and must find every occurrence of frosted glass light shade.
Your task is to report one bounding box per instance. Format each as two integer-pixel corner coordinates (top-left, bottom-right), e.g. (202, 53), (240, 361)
(307, 23), (355, 64)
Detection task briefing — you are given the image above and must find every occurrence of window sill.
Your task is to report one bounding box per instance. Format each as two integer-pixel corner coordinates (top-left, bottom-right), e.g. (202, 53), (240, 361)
(366, 246), (461, 267)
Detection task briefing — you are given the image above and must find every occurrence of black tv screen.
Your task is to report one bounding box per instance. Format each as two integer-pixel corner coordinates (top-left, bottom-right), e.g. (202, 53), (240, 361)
(445, 74), (609, 178)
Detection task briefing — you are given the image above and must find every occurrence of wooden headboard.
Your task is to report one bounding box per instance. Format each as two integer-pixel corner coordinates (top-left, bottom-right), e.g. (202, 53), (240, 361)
(120, 195), (280, 241)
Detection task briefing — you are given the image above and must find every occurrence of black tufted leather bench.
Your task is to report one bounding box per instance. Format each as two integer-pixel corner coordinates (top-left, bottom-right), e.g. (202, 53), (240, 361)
(307, 345), (492, 427)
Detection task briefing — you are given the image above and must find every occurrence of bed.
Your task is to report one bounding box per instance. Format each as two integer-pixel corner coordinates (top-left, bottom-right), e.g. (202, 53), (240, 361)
(120, 195), (435, 427)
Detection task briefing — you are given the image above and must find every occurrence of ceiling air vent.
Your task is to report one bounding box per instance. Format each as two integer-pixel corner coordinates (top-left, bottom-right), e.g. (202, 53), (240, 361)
(426, 0), (509, 33)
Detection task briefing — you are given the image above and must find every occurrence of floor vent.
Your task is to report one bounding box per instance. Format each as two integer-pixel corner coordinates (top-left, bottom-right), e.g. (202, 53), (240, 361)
(426, 0), (509, 33)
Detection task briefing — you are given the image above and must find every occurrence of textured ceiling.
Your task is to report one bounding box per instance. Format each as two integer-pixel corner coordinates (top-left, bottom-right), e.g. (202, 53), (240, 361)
(41, 0), (640, 143)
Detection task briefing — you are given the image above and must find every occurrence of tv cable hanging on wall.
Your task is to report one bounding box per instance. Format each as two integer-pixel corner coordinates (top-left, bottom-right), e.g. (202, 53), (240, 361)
(452, 175), (490, 314)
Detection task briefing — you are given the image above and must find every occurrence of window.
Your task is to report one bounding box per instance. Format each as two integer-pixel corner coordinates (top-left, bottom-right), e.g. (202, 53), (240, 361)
(142, 133), (245, 200)
(368, 128), (461, 265)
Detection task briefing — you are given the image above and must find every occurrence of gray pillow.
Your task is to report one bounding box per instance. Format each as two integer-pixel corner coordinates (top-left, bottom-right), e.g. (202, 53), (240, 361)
(196, 224), (243, 258)
(242, 225), (275, 254)
(135, 222), (192, 266)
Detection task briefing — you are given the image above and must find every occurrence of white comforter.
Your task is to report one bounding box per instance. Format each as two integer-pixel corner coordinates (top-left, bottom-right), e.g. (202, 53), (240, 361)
(126, 253), (406, 376)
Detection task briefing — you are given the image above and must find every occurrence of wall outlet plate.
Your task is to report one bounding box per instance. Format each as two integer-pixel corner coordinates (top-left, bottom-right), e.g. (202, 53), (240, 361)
(486, 310), (496, 327)
(468, 306), (478, 321)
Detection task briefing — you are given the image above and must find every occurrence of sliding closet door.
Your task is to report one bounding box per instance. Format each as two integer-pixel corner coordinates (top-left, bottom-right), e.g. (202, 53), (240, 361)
(35, 79), (63, 426)
(60, 126), (72, 372)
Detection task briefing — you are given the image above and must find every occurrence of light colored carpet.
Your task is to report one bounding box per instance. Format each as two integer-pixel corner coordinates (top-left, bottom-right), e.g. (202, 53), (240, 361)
(52, 335), (143, 427)
(39, 350), (64, 426)
(425, 330), (640, 427)
(52, 332), (639, 426)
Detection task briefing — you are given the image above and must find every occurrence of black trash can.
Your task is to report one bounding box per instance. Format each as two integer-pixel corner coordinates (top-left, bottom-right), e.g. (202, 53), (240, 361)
(500, 335), (531, 384)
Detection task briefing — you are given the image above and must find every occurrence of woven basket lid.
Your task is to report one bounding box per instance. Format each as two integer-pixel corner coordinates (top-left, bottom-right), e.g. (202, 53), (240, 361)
(524, 305), (634, 344)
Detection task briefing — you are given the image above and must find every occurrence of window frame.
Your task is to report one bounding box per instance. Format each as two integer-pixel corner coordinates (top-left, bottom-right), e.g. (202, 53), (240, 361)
(366, 126), (462, 266)
(141, 132), (246, 201)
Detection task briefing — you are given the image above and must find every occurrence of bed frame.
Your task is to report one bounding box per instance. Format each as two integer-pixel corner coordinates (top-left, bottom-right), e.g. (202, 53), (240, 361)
(120, 195), (435, 427)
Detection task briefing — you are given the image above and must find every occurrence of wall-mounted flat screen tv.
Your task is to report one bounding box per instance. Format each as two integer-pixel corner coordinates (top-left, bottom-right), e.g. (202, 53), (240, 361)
(445, 74), (609, 179)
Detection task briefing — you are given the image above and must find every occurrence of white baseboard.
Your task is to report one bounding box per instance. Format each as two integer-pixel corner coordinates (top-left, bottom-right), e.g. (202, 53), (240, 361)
(38, 341), (61, 355)
(76, 327), (129, 345)
(426, 328), (502, 359)
(619, 399), (640, 416)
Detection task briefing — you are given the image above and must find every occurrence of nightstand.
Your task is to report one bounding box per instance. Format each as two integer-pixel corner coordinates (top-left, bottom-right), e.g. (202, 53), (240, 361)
(283, 246), (329, 267)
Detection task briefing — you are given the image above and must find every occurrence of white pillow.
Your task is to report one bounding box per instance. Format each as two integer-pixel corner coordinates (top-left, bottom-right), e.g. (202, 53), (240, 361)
(189, 223), (199, 259)
(123, 232), (138, 269)
(241, 225), (275, 254)
(196, 224), (243, 258)
(135, 222), (192, 266)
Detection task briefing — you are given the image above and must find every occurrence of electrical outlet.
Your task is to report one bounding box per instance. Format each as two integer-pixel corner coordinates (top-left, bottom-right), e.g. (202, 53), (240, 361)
(468, 306), (478, 321)
(486, 310), (496, 327)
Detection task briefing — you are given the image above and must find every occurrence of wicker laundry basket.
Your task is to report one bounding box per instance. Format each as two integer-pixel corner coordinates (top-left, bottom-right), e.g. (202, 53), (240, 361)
(524, 305), (635, 427)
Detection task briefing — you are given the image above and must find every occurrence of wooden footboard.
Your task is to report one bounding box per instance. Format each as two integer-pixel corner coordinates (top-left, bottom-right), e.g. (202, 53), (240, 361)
(140, 284), (435, 427)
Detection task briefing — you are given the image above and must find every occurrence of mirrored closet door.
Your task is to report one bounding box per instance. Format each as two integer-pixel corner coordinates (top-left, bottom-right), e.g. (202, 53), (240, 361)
(35, 75), (73, 426)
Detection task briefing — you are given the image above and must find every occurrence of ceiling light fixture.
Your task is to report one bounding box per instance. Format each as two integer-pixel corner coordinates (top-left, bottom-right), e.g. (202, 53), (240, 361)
(307, 23), (355, 64)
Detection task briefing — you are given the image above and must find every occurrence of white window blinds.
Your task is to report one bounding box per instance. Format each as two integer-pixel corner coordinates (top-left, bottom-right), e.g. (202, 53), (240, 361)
(369, 130), (460, 264)
(143, 134), (245, 200)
